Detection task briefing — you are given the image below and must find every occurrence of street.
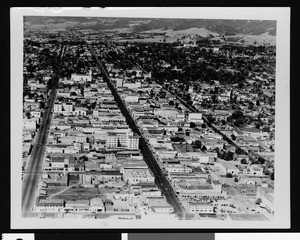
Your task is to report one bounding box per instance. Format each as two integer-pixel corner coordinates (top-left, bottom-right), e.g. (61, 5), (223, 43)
(21, 44), (65, 217)
(86, 43), (186, 219)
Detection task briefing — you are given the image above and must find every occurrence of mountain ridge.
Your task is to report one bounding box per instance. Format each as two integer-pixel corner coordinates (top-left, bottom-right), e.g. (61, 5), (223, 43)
(24, 16), (276, 36)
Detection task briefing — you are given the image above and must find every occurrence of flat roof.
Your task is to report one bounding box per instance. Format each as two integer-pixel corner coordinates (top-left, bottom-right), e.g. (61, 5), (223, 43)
(229, 214), (269, 221)
(124, 168), (153, 179)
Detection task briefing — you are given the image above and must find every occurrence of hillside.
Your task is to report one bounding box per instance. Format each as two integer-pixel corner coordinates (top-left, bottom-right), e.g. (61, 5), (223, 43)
(24, 16), (276, 36)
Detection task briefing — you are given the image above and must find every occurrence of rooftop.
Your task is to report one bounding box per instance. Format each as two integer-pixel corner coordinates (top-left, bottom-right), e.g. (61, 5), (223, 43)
(124, 168), (154, 179)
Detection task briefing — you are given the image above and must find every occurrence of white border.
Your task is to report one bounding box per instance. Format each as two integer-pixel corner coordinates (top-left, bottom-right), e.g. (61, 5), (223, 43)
(11, 7), (290, 229)
(215, 233), (300, 240)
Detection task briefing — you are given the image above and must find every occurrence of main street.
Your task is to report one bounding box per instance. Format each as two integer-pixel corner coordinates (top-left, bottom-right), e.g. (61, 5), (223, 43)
(86, 43), (187, 219)
(22, 44), (65, 217)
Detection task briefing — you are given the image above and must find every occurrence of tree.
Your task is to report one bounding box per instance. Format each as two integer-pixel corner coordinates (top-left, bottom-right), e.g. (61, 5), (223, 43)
(169, 100), (175, 105)
(178, 127), (183, 132)
(241, 158), (248, 164)
(201, 145), (207, 151)
(224, 151), (234, 161)
(258, 156), (265, 165)
(226, 173), (233, 178)
(234, 177), (239, 182)
(79, 155), (88, 163)
(231, 134), (236, 141)
(190, 122), (196, 128)
(232, 110), (244, 120)
(235, 148), (245, 155)
(201, 123), (207, 128)
(193, 140), (202, 149)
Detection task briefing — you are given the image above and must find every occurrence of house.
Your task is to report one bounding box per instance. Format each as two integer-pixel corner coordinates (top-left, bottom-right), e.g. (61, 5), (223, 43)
(216, 160), (239, 175)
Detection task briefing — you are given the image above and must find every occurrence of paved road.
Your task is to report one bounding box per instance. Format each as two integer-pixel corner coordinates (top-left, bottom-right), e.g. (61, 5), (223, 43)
(86, 43), (187, 219)
(21, 45), (65, 217)
(160, 84), (258, 162)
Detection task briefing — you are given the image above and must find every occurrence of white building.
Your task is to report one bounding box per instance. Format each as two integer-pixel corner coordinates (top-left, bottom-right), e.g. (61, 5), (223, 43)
(34, 198), (64, 213)
(30, 110), (42, 118)
(128, 135), (139, 150)
(106, 132), (119, 149)
(123, 82), (141, 89)
(116, 78), (123, 87)
(123, 168), (155, 185)
(188, 112), (203, 123)
(62, 102), (73, 114)
(183, 201), (214, 214)
(23, 118), (37, 130)
(89, 197), (105, 212)
(71, 73), (92, 83)
(74, 107), (87, 116)
(54, 103), (63, 113)
(124, 94), (139, 103)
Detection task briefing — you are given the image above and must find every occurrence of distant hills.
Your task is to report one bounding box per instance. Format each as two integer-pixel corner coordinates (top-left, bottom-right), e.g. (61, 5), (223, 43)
(24, 16), (276, 36)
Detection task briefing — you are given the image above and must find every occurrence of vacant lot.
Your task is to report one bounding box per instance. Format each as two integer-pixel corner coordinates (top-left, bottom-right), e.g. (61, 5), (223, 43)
(46, 186), (66, 196)
(52, 185), (118, 201)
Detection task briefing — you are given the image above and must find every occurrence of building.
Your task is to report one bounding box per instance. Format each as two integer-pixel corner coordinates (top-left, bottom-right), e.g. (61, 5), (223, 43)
(123, 168), (155, 185)
(183, 200), (214, 214)
(124, 94), (139, 103)
(23, 118), (37, 130)
(154, 108), (177, 120)
(188, 113), (203, 123)
(173, 179), (223, 198)
(256, 183), (274, 215)
(216, 160), (239, 175)
(62, 102), (73, 114)
(128, 135), (139, 150)
(71, 73), (92, 83)
(106, 132), (119, 149)
(116, 78), (123, 88)
(54, 103), (63, 113)
(123, 82), (141, 89)
(29, 110), (42, 118)
(34, 198), (65, 213)
(89, 197), (105, 212)
(74, 107), (87, 116)
(164, 164), (192, 174)
(64, 199), (90, 212)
